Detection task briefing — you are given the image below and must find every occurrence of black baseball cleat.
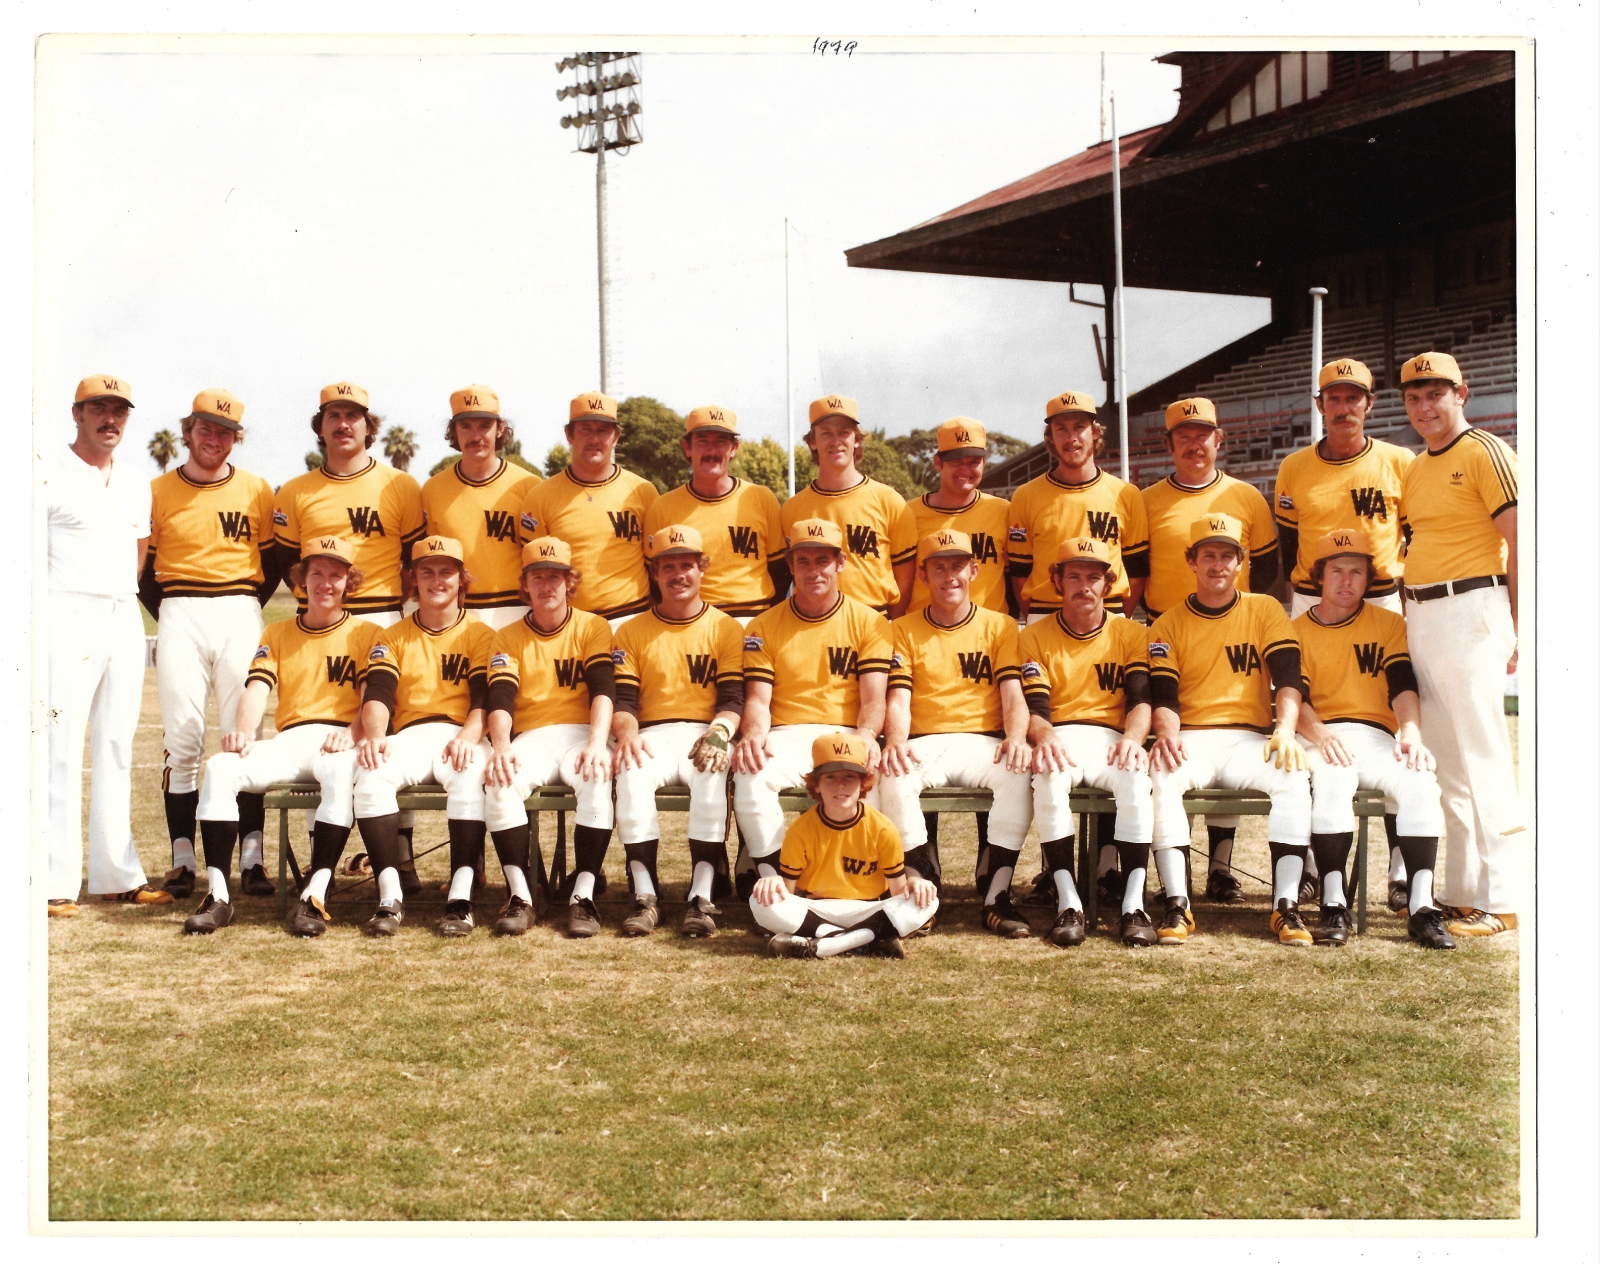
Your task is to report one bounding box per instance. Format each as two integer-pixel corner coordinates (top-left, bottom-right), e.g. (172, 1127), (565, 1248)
(982, 892), (1032, 939)
(871, 935), (907, 960)
(1203, 869), (1245, 905)
(494, 895), (534, 937)
(1299, 875), (1320, 906)
(290, 895), (329, 938)
(1312, 903), (1351, 946)
(767, 933), (818, 959)
(1020, 870), (1056, 907)
(567, 897), (601, 939)
(239, 864), (276, 898)
(1045, 906), (1087, 947)
(439, 900), (475, 937)
(162, 866), (196, 900)
(1120, 907), (1158, 947)
(1096, 868), (1126, 906)
(182, 895), (236, 935)
(681, 895), (718, 938)
(1408, 906), (1457, 950)
(1387, 879), (1410, 913)
(621, 894), (659, 937)
(365, 901), (404, 937)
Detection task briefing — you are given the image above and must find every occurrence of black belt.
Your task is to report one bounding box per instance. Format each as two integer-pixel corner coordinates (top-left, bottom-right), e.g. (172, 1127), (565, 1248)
(1403, 574), (1506, 603)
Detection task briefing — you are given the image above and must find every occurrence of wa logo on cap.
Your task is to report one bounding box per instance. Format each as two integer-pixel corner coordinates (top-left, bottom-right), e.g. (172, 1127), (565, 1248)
(826, 396), (842, 410)
(708, 408), (727, 423)
(586, 396), (605, 411)
(1333, 364), (1354, 378)
(1329, 531), (1355, 548)
(536, 543), (560, 559)
(425, 539), (450, 552)
(98, 377), (124, 393)
(1183, 404), (1202, 419)
(1076, 539), (1098, 555)
(826, 738), (852, 757)
(953, 426), (973, 444)
(935, 530), (960, 548)
(210, 396), (234, 415)
(1414, 358), (1434, 374)
(335, 384), (356, 397)
(462, 392), (480, 407)
(802, 523), (826, 539)
(318, 537), (340, 551)
(1208, 517), (1228, 531)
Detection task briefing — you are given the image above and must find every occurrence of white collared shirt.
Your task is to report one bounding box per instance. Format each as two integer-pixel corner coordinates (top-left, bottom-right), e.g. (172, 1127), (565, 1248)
(43, 444), (151, 597)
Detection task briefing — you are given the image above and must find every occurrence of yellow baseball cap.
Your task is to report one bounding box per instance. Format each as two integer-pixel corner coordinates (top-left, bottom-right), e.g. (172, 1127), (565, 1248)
(786, 518), (846, 552)
(1313, 528), (1375, 562)
(918, 528), (974, 562)
(1400, 351), (1463, 387)
(936, 416), (987, 458)
(522, 537), (574, 572)
(412, 535), (466, 564)
(646, 524), (704, 559)
(808, 394), (860, 428)
(320, 381), (370, 411)
(1189, 513), (1245, 549)
(1165, 398), (1219, 431)
(1056, 536), (1114, 568)
(569, 391), (619, 425)
(684, 405), (738, 437)
(189, 388), (245, 432)
(301, 535), (356, 566)
(75, 374), (134, 407)
(810, 731), (872, 777)
(451, 384), (501, 420)
(1317, 359), (1374, 395)
(1045, 390), (1097, 421)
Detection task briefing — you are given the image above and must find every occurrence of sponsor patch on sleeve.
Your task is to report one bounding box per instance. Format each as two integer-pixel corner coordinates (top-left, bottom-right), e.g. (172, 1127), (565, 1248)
(368, 644), (389, 661)
(489, 652), (510, 669)
(1020, 659), (1043, 680)
(273, 508), (289, 527)
(1008, 525), (1028, 543)
(1148, 641), (1170, 659)
(610, 648), (626, 666)
(521, 513), (538, 533)
(743, 635), (763, 652)
(252, 644), (270, 660)
(1277, 494), (1294, 510)
(889, 652), (905, 670)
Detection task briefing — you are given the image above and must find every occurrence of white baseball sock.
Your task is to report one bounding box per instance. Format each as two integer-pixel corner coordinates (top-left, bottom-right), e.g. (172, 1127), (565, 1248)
(172, 838), (197, 872)
(1389, 846), (1407, 883)
(629, 860), (656, 898)
(240, 832), (264, 870)
(1408, 868), (1435, 915)
(1122, 862), (1148, 915)
(1154, 848), (1189, 907)
(1272, 853), (1304, 908)
(207, 867), (230, 903)
(1053, 869), (1082, 914)
(756, 860), (778, 879)
(984, 863), (1015, 906)
(1208, 834), (1233, 874)
(447, 866), (475, 902)
(571, 871), (596, 904)
(688, 861), (715, 904)
(815, 926), (875, 957)
(304, 868), (333, 903)
(503, 865), (532, 904)
(376, 868), (403, 904)
(1321, 868), (1347, 908)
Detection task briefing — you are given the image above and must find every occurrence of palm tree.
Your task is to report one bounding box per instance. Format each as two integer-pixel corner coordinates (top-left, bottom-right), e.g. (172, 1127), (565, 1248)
(382, 425), (417, 472)
(148, 429), (179, 473)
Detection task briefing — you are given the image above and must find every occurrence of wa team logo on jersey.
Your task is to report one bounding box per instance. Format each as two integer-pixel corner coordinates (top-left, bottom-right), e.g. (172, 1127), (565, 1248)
(1348, 488), (1390, 521)
(347, 506), (385, 537)
(1094, 662), (1126, 692)
(1085, 511), (1121, 544)
(685, 654), (717, 687)
(552, 658), (584, 689)
(217, 510), (253, 541)
(483, 510), (517, 542)
(608, 510), (642, 542)
(1352, 642), (1384, 677)
(840, 856), (879, 877)
(968, 531), (1000, 563)
(727, 525), (760, 558)
(956, 652), (994, 684)
(1224, 644), (1263, 675)
(844, 524), (880, 558)
(826, 646), (859, 679)
(325, 655), (359, 687)
(440, 653), (471, 684)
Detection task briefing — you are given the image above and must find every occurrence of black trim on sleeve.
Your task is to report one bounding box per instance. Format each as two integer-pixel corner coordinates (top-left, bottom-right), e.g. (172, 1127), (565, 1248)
(1150, 674), (1180, 714)
(137, 554), (164, 621)
(1276, 524), (1299, 587)
(467, 672), (488, 713)
(1266, 645), (1302, 696)
(584, 658), (616, 701)
(1025, 690), (1053, 721)
(256, 543), (285, 605)
(615, 680), (640, 717)
(1122, 549), (1150, 579)
(1123, 668), (1151, 710)
(363, 671), (398, 713)
(1385, 658), (1420, 703)
(1250, 548), (1279, 592)
(713, 674), (746, 717)
(1007, 556), (1033, 579)
(486, 678), (518, 717)
(766, 556), (792, 602)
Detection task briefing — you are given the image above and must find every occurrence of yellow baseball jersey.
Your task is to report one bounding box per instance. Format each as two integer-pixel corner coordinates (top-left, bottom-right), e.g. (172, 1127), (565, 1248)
(1006, 470), (1150, 612)
(1293, 603), (1413, 735)
(365, 611), (494, 731)
(421, 459), (542, 609)
(149, 465), (275, 597)
(612, 605), (745, 727)
(1018, 612), (1150, 730)
(1141, 472), (1278, 615)
(778, 802), (905, 901)
(245, 613), (378, 732)
(642, 478), (785, 617)
(907, 492), (1011, 613)
(780, 477), (916, 613)
(273, 460), (426, 614)
(520, 467), (659, 619)
(888, 605), (1022, 738)
(742, 595), (892, 728)
(1147, 593), (1298, 732)
(486, 609), (612, 733)
(1399, 428), (1517, 586)
(1274, 438), (1413, 595)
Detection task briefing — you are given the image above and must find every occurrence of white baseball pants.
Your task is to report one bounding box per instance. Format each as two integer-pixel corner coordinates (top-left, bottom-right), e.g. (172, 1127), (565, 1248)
(197, 722), (357, 827)
(1406, 584), (1524, 914)
(1150, 728), (1311, 850)
(353, 721), (485, 820)
(615, 721), (730, 845)
(483, 723), (613, 832)
(471, 605), (529, 631)
(877, 732), (1033, 852)
(1298, 722), (1444, 837)
(733, 723), (848, 860)
(1289, 591), (1403, 618)
(1032, 724), (1153, 845)
(750, 890), (937, 938)
(46, 593), (148, 899)
(156, 594), (263, 794)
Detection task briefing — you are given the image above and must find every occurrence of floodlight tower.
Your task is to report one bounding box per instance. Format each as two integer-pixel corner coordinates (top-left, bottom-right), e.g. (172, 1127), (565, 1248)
(557, 52), (644, 393)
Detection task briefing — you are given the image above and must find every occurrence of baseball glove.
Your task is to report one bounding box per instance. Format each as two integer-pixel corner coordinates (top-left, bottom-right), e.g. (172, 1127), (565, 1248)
(1262, 729), (1307, 773)
(688, 720), (734, 774)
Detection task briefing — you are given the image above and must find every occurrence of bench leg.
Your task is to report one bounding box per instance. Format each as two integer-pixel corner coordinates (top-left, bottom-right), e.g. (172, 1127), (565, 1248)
(1356, 813), (1369, 936)
(549, 811), (569, 899)
(277, 806), (289, 920)
(1083, 811), (1097, 930)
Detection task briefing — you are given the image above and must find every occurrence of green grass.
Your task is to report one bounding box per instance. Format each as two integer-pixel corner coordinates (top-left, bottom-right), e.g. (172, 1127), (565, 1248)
(47, 677), (1522, 1222)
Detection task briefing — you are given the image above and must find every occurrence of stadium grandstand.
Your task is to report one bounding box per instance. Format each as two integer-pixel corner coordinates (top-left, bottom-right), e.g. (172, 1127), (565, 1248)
(847, 49), (1517, 502)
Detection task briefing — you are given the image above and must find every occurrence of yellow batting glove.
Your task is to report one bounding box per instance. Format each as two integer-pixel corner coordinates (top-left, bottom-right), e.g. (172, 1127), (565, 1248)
(1263, 729), (1307, 773)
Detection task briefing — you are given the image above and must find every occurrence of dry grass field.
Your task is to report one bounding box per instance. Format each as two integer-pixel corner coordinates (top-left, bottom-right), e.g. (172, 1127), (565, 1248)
(45, 635), (1522, 1223)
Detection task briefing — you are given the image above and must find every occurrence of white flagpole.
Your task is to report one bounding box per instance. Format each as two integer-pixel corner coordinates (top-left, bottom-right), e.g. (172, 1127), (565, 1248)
(1309, 286), (1328, 442)
(1111, 94), (1129, 483)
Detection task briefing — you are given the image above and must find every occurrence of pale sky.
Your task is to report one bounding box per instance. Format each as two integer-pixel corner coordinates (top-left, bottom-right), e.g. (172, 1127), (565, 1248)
(34, 39), (1270, 486)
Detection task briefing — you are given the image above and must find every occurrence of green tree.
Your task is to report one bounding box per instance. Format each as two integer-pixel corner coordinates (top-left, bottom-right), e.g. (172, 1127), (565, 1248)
(615, 396), (690, 493)
(542, 443), (571, 477)
(148, 428), (179, 473)
(304, 449), (325, 471)
(792, 443), (817, 488)
(381, 425), (417, 472)
(729, 437), (793, 501)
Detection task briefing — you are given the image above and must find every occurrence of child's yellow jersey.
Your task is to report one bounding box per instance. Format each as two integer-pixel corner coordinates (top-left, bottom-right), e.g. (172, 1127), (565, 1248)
(778, 802), (905, 901)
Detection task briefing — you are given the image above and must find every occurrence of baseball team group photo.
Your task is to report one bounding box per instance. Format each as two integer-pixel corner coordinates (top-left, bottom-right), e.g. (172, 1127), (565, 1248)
(35, 38), (1529, 1227)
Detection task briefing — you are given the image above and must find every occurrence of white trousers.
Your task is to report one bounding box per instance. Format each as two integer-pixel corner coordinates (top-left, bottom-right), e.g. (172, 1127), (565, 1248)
(353, 721), (485, 821)
(877, 732), (1033, 852)
(198, 722), (357, 828)
(750, 890), (936, 938)
(1299, 722), (1444, 838)
(46, 593), (148, 899)
(615, 721), (729, 844)
(1406, 585), (1524, 913)
(733, 724), (850, 860)
(1289, 590), (1403, 618)
(1032, 724), (1154, 845)
(483, 723), (613, 832)
(1150, 728), (1311, 850)
(156, 594), (264, 794)
(471, 604), (530, 631)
